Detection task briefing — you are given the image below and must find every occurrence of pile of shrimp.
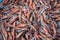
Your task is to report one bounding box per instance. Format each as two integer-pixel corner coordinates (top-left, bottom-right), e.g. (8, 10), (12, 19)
(0, 0), (60, 40)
